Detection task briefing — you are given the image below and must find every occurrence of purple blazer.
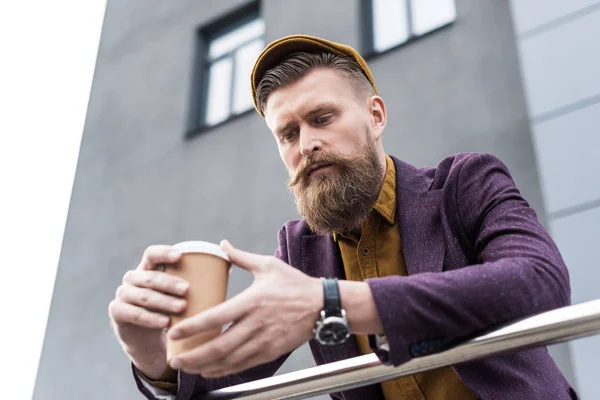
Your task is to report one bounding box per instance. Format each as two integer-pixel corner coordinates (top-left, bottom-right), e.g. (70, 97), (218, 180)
(135, 153), (578, 400)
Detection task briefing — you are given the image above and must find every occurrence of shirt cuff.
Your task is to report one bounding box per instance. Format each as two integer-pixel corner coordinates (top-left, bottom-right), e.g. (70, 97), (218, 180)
(136, 365), (179, 396)
(375, 333), (390, 351)
(368, 333), (391, 364)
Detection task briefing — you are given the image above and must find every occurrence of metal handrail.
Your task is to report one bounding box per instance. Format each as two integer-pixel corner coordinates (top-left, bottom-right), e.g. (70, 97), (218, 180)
(200, 299), (600, 399)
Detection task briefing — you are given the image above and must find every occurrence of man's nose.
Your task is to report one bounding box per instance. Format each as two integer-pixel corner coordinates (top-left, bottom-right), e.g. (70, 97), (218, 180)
(299, 128), (323, 156)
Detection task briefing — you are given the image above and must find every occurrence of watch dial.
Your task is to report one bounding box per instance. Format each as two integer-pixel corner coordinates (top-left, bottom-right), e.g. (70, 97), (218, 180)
(320, 320), (349, 344)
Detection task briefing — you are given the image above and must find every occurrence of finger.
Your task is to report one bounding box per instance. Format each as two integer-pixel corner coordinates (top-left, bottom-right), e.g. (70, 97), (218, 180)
(168, 291), (254, 340)
(169, 318), (258, 371)
(108, 300), (170, 329)
(198, 319), (282, 377)
(220, 240), (265, 273)
(200, 337), (268, 377)
(199, 331), (275, 377)
(116, 284), (187, 314)
(138, 245), (182, 271)
(123, 270), (189, 297)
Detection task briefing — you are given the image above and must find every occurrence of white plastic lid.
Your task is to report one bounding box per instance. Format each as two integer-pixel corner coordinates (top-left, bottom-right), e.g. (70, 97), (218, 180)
(173, 241), (230, 262)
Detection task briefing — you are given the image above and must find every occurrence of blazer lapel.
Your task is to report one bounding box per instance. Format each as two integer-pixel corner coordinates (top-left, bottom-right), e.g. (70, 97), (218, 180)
(301, 234), (344, 278)
(392, 156), (445, 275)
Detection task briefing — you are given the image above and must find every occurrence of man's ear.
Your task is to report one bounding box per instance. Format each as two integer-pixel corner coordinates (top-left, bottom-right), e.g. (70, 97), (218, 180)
(368, 95), (387, 140)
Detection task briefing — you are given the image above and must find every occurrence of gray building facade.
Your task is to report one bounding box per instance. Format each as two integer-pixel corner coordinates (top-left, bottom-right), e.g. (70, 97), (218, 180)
(33, 0), (595, 399)
(509, 1), (600, 398)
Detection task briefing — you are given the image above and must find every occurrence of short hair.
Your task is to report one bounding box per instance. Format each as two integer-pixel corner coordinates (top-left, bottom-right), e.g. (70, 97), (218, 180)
(256, 52), (375, 115)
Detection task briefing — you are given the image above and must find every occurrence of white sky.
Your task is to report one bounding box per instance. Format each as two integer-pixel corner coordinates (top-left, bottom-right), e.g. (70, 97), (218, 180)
(0, 1), (106, 399)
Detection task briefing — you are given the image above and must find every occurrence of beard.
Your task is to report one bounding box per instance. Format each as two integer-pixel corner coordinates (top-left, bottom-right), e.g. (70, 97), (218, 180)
(287, 130), (384, 235)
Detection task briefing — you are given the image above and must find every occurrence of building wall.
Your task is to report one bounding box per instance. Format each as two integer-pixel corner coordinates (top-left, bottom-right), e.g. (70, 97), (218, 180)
(509, 1), (600, 398)
(34, 0), (576, 398)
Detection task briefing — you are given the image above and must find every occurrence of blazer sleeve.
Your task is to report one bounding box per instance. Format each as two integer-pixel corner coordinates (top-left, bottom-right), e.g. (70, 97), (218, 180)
(132, 226), (293, 400)
(365, 153), (571, 366)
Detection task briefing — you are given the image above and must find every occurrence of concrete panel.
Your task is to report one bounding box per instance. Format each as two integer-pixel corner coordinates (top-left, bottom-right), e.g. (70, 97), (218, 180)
(78, 0), (255, 175)
(533, 101), (600, 214)
(518, 8), (600, 117)
(263, 0), (362, 49)
(510, 0), (600, 34)
(550, 206), (600, 400)
(550, 207), (600, 305)
(570, 336), (600, 400)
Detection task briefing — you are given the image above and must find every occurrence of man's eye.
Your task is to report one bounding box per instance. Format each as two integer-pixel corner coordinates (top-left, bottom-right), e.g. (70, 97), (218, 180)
(282, 130), (297, 142)
(315, 115), (331, 124)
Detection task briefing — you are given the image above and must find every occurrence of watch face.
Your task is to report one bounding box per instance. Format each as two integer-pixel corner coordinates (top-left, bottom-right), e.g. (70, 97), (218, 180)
(318, 317), (350, 345)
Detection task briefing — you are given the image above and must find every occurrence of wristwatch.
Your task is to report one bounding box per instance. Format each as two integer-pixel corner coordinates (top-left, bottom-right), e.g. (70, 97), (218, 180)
(314, 278), (351, 345)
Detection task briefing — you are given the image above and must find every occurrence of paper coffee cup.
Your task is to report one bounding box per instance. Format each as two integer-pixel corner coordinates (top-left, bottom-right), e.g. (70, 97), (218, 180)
(164, 241), (231, 361)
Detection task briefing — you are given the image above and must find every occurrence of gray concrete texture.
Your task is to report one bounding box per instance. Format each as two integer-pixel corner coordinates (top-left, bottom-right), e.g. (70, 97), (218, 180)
(510, 1), (600, 397)
(33, 0), (575, 398)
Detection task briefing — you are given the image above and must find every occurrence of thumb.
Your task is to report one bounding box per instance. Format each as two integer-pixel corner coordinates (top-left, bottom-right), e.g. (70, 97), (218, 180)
(220, 240), (265, 273)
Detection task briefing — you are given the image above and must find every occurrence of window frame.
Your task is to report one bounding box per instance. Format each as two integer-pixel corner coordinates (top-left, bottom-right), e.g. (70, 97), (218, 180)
(361, 0), (456, 58)
(186, 1), (262, 139)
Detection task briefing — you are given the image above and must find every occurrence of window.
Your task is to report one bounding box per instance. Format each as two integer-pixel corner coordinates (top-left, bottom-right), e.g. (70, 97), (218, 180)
(198, 10), (265, 129)
(366, 0), (456, 54)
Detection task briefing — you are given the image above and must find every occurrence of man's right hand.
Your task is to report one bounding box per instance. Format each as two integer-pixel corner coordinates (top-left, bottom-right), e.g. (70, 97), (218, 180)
(108, 245), (189, 380)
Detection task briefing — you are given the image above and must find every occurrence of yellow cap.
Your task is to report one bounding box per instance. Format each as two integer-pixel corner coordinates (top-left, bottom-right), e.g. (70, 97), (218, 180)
(251, 34), (379, 117)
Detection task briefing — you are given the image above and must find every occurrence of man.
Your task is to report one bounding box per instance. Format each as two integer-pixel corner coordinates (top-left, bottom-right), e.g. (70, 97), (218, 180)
(109, 35), (578, 399)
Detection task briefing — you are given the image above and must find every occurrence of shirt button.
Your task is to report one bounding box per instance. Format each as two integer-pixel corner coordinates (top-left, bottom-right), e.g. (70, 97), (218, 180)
(362, 248), (369, 256)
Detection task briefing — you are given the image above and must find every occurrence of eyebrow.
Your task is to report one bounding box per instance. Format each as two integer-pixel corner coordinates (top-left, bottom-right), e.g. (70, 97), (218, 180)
(275, 102), (338, 137)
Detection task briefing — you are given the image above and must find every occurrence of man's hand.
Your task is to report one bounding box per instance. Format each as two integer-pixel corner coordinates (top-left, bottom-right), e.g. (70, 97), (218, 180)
(167, 240), (323, 378)
(108, 245), (190, 380)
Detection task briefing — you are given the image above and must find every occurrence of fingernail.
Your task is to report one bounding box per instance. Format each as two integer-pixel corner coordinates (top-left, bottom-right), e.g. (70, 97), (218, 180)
(170, 358), (181, 369)
(175, 281), (189, 293)
(160, 316), (170, 326)
(170, 330), (180, 340)
(173, 299), (186, 310)
(169, 250), (181, 259)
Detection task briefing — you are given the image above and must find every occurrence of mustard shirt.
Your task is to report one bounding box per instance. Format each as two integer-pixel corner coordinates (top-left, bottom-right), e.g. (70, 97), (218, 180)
(333, 155), (477, 400)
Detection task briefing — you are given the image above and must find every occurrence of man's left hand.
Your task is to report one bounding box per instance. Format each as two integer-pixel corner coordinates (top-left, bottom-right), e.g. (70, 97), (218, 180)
(167, 240), (323, 377)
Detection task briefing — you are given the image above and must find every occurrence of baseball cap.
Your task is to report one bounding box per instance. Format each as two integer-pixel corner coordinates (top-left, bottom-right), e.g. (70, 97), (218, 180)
(250, 34), (379, 117)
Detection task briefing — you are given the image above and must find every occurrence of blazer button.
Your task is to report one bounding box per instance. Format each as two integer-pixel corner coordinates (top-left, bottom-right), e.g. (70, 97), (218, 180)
(362, 248), (369, 255)
(409, 344), (422, 357)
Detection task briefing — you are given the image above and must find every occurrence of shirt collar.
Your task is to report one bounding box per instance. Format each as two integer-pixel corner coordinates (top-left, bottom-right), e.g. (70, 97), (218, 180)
(373, 154), (397, 225)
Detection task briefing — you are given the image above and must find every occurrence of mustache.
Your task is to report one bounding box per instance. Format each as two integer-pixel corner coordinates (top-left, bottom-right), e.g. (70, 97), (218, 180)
(288, 152), (350, 188)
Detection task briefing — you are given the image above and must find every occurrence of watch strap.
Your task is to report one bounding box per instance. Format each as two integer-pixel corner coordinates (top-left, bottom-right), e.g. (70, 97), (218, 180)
(322, 278), (342, 316)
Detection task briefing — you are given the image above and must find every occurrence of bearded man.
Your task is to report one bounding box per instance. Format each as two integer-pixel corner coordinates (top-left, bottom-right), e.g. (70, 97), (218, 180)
(109, 35), (578, 400)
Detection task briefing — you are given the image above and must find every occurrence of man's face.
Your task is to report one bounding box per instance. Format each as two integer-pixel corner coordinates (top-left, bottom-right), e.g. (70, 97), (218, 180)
(264, 68), (386, 234)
